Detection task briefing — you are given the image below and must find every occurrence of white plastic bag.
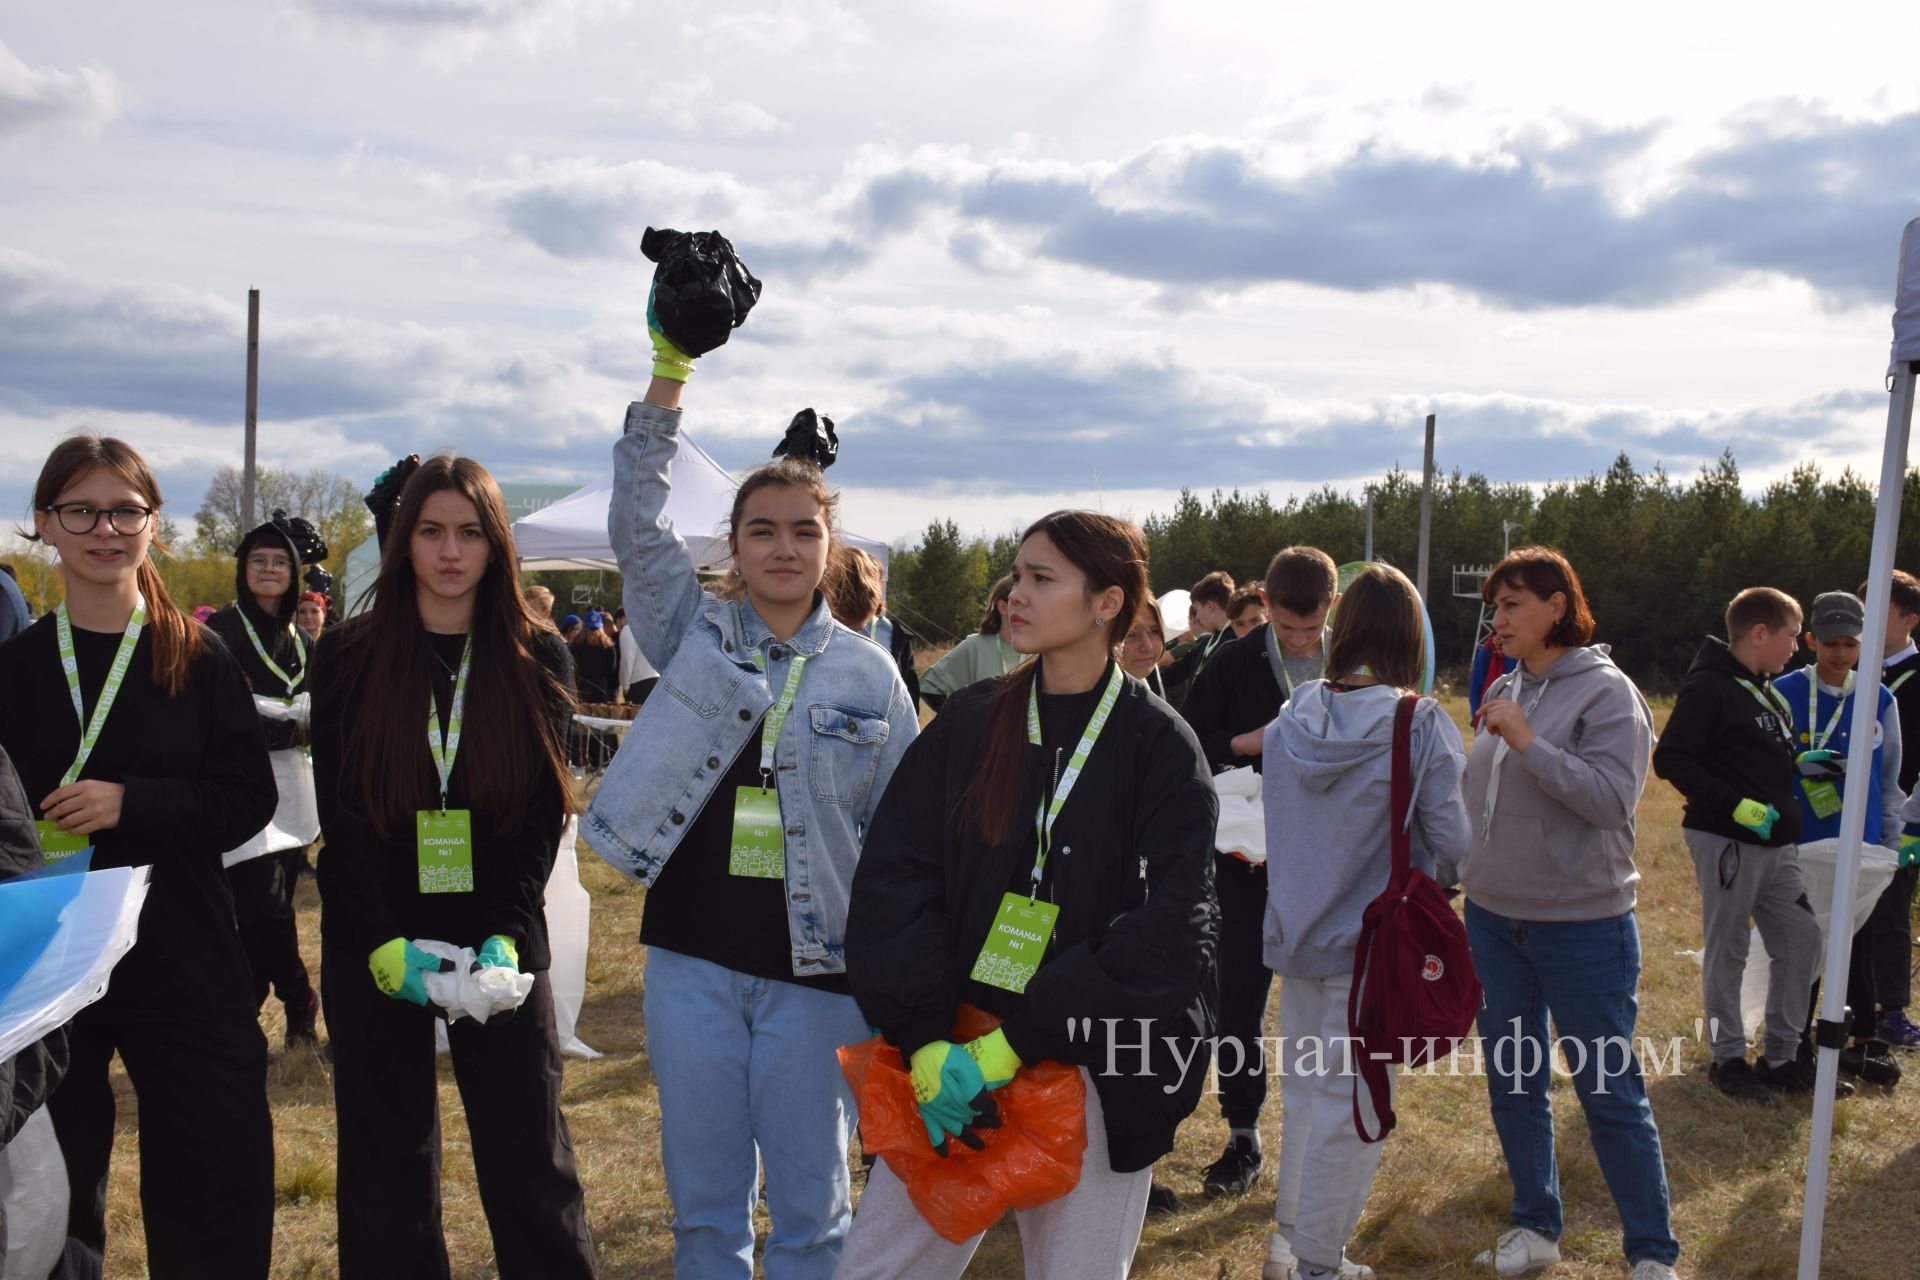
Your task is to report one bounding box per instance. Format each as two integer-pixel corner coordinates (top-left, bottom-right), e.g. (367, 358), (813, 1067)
(0, 866), (150, 1065)
(221, 746), (320, 868)
(544, 819), (600, 1058)
(415, 940), (535, 1025)
(0, 1107), (69, 1279)
(1738, 838), (1898, 1035)
(1213, 767), (1265, 864)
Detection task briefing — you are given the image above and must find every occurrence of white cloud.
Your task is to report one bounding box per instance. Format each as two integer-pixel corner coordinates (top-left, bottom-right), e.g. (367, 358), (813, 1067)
(281, 0), (629, 62)
(0, 39), (121, 139)
(645, 76), (790, 139)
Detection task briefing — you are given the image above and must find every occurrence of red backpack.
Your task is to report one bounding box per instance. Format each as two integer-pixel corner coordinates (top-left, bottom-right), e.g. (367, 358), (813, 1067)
(1346, 693), (1481, 1142)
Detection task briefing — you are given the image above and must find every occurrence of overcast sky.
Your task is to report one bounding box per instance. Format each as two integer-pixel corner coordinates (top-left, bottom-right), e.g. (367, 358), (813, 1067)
(4, 1), (1917, 549)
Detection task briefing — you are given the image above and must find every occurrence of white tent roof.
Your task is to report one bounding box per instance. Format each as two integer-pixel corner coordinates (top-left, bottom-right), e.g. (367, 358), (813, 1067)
(513, 427), (889, 572)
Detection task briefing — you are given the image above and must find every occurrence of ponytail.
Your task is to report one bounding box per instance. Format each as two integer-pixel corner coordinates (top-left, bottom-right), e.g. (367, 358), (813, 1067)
(137, 548), (204, 697)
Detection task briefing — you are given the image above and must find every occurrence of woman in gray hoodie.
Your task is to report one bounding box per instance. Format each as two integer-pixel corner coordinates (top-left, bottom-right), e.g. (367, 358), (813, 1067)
(1260, 563), (1470, 1280)
(1461, 548), (1679, 1280)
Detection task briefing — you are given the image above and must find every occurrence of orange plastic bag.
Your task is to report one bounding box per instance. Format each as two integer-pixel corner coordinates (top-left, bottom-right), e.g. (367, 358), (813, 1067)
(838, 1006), (1087, 1244)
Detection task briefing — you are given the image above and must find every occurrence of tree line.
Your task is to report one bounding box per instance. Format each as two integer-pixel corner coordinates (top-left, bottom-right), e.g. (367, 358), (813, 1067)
(884, 451), (1920, 691)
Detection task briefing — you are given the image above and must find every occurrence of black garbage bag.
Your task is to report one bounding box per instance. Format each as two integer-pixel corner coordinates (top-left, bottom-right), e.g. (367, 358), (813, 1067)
(773, 408), (837, 470)
(365, 454), (422, 550)
(642, 226), (762, 358)
(303, 564), (334, 599)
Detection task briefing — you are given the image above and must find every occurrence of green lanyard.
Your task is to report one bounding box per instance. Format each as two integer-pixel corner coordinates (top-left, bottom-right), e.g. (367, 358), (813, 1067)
(1266, 624), (1324, 699)
(1736, 676), (1794, 746)
(1808, 670), (1856, 750)
(426, 634), (472, 812)
(751, 650), (809, 787)
(1024, 663), (1125, 894)
(995, 634), (1019, 675)
(55, 596), (147, 788)
(1889, 670), (1913, 695)
(238, 608), (308, 700)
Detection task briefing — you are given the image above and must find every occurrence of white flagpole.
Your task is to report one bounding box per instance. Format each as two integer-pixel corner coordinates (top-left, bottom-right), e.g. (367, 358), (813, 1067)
(1796, 215), (1920, 1279)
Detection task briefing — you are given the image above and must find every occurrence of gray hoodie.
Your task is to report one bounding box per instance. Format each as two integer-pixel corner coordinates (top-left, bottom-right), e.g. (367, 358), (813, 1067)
(1461, 645), (1653, 923)
(1262, 682), (1471, 979)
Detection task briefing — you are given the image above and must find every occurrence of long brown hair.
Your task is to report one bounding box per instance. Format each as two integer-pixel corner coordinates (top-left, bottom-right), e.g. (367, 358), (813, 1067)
(957, 511), (1150, 846)
(978, 574), (1014, 636)
(28, 435), (203, 696)
(334, 455), (574, 842)
(1326, 562), (1426, 690)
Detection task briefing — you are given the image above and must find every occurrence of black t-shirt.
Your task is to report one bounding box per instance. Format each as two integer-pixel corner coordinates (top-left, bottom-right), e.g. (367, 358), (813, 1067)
(998, 677), (1107, 907)
(639, 717), (852, 995)
(0, 615), (277, 1022)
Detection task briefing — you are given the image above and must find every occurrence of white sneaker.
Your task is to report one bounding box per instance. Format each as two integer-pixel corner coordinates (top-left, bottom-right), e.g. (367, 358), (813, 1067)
(1628, 1263), (1678, 1280)
(1264, 1231), (1375, 1280)
(1473, 1227), (1561, 1276)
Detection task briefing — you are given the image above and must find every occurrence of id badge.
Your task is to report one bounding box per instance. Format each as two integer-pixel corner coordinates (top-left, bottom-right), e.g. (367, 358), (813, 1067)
(730, 786), (785, 879)
(968, 892), (1060, 994)
(1802, 778), (1843, 821)
(35, 819), (87, 864)
(416, 809), (475, 893)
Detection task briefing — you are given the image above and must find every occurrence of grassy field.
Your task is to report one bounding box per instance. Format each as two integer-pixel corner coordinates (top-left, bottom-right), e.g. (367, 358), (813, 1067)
(95, 694), (1918, 1277)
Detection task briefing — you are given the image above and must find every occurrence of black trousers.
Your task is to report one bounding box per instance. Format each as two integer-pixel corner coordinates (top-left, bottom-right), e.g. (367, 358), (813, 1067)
(1866, 864), (1917, 1011)
(322, 940), (597, 1280)
(49, 1007), (274, 1280)
(1211, 852), (1273, 1130)
(229, 848), (316, 1017)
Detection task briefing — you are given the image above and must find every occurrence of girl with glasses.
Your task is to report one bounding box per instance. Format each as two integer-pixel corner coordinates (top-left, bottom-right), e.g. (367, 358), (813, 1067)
(3, 436), (278, 1277)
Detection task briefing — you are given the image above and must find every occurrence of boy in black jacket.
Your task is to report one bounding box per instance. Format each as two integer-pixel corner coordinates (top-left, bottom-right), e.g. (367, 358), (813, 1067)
(1862, 569), (1920, 1047)
(1181, 546), (1337, 1196)
(1653, 588), (1825, 1102)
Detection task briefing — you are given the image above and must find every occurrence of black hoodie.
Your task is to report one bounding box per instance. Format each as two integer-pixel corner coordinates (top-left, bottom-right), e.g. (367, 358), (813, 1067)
(846, 664), (1219, 1173)
(207, 521), (312, 750)
(1653, 636), (1802, 847)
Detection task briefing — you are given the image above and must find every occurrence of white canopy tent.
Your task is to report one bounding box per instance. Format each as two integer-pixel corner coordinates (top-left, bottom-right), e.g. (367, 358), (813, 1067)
(1796, 215), (1920, 1277)
(513, 428), (891, 574)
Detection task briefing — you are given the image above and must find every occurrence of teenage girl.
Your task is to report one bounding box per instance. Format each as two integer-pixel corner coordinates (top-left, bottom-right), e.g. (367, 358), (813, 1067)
(3, 435), (277, 1277)
(580, 312), (917, 1278)
(309, 455), (596, 1279)
(838, 510), (1219, 1280)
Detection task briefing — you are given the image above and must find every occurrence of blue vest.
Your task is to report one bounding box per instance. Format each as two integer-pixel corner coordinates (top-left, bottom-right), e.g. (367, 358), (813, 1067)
(1774, 668), (1894, 844)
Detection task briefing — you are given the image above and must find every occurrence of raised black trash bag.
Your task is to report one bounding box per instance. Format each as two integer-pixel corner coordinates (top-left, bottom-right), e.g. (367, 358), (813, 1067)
(641, 226), (763, 358)
(774, 408), (837, 470)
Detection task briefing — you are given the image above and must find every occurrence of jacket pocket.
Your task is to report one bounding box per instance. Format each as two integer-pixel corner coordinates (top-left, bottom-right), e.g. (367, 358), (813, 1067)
(808, 704), (890, 807)
(662, 666), (746, 719)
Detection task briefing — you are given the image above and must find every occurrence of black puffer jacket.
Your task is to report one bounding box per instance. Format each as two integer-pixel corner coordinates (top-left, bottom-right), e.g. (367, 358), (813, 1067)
(847, 666), (1219, 1173)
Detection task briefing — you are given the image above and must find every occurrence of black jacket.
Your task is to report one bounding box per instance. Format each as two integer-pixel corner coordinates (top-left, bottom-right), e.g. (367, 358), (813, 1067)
(1884, 649), (1920, 793)
(846, 666), (1219, 1173)
(884, 616), (921, 712)
(1182, 622), (1285, 774)
(1653, 637), (1802, 847)
(207, 523), (314, 751)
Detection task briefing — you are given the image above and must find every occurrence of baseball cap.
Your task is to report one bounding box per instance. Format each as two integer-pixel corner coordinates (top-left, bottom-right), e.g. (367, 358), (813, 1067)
(585, 610), (604, 629)
(1810, 591), (1865, 641)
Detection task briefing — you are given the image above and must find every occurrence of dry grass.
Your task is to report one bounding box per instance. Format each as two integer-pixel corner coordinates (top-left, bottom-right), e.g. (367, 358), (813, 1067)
(94, 695), (1918, 1277)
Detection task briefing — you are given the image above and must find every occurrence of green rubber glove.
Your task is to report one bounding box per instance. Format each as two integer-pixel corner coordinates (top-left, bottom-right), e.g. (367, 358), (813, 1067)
(647, 287), (696, 382)
(962, 1027), (1022, 1090)
(1796, 749), (1845, 780)
(908, 1041), (994, 1156)
(1732, 798), (1779, 840)
(475, 935), (519, 971)
(369, 938), (448, 1006)
(1901, 832), (1920, 869)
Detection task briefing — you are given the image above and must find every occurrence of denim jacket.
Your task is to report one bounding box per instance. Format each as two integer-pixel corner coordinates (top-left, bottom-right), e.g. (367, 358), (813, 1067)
(581, 401), (918, 978)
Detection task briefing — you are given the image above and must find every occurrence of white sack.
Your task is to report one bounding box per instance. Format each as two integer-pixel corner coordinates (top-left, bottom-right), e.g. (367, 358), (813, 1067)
(1213, 766), (1265, 864)
(221, 744), (320, 868)
(0, 1107), (68, 1279)
(1738, 837), (1899, 1035)
(544, 819), (600, 1059)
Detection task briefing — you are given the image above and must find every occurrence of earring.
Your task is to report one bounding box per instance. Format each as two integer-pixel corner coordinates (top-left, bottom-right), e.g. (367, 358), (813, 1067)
(1095, 617), (1106, 629)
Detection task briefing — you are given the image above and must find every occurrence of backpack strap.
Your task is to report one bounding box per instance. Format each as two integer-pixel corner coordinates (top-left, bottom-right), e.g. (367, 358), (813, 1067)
(1391, 692), (1417, 879)
(1348, 692), (1421, 1144)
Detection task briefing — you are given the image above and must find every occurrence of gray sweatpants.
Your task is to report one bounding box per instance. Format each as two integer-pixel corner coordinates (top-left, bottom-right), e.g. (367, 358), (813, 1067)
(1684, 829), (1822, 1063)
(833, 1068), (1152, 1280)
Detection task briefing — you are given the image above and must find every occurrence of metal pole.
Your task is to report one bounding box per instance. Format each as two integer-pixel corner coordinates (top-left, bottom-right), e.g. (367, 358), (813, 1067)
(1416, 413), (1435, 599)
(1364, 491), (1374, 561)
(1797, 361), (1914, 1279)
(243, 288), (260, 530)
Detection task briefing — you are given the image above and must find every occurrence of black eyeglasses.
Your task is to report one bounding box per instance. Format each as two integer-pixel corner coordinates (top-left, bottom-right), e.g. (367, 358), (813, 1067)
(40, 503), (156, 536)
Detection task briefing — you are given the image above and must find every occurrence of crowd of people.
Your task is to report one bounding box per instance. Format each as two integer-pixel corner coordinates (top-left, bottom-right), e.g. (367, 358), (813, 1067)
(1, 313), (1916, 1280)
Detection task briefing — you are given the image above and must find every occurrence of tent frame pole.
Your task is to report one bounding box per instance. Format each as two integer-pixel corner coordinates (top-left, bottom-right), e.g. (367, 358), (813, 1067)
(1796, 360), (1915, 1280)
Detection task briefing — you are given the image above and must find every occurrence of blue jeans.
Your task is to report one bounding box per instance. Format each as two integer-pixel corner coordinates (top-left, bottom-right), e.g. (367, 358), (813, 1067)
(643, 947), (869, 1280)
(1465, 902), (1680, 1267)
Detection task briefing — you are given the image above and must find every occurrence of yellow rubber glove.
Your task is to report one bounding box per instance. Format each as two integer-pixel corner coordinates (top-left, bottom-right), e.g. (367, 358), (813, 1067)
(962, 1028), (1022, 1090)
(368, 938), (447, 1006)
(1732, 798), (1778, 840)
(648, 288), (696, 382)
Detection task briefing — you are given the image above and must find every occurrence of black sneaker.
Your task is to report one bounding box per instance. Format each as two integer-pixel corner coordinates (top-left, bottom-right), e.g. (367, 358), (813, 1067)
(1838, 1040), (1901, 1087)
(1201, 1135), (1263, 1198)
(1754, 1051), (1856, 1097)
(1146, 1182), (1179, 1217)
(1709, 1056), (1777, 1104)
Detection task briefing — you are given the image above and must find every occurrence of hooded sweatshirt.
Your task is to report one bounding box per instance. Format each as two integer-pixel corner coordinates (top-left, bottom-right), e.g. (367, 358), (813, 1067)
(207, 520), (312, 750)
(1461, 645), (1654, 923)
(1261, 682), (1471, 979)
(1652, 637), (1802, 848)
